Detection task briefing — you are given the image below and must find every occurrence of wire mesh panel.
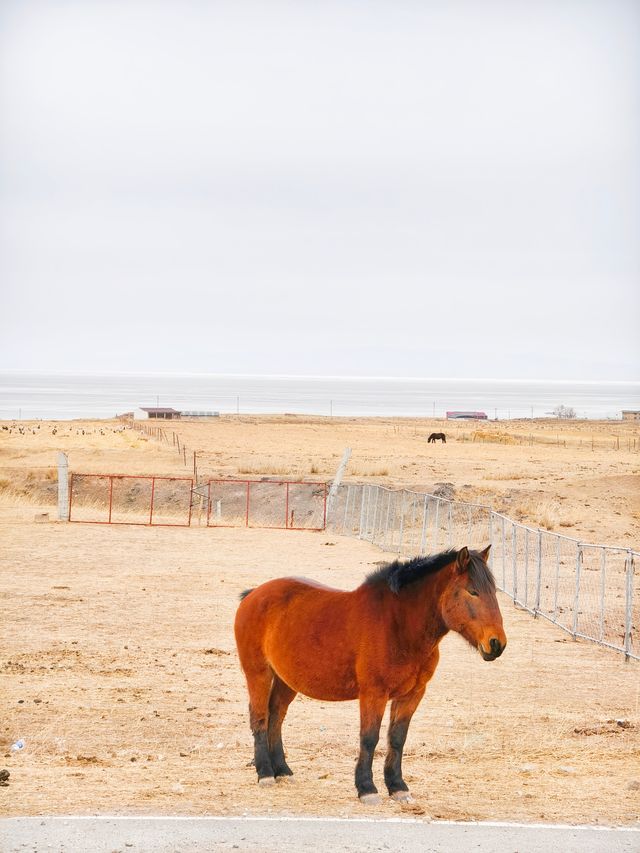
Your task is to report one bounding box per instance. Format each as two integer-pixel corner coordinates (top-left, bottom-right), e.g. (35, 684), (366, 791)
(629, 553), (639, 660)
(207, 479), (326, 530)
(69, 474), (193, 526)
(208, 480), (250, 527)
(248, 481), (288, 528)
(579, 546), (630, 653)
(285, 482), (327, 530)
(399, 491), (424, 555)
(68, 474), (111, 522)
(149, 478), (193, 526)
(109, 476), (154, 525)
(327, 484), (639, 660)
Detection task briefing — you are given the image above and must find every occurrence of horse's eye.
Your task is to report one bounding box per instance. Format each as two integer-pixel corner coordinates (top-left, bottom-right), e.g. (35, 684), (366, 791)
(468, 589), (479, 597)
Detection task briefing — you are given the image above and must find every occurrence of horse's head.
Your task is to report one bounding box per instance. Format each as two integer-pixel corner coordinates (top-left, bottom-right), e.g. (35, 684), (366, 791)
(440, 546), (506, 661)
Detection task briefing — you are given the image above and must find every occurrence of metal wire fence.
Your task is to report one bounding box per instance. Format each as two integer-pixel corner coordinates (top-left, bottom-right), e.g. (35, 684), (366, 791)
(328, 484), (639, 661)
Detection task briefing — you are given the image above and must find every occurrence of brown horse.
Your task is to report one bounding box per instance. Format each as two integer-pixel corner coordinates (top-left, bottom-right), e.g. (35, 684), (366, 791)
(428, 432), (446, 443)
(234, 545), (506, 803)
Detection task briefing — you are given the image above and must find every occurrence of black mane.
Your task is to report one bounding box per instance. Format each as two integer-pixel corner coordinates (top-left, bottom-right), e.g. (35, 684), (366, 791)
(364, 548), (495, 595)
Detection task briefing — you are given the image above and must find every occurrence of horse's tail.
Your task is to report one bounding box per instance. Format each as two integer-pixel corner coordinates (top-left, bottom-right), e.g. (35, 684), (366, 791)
(239, 588), (254, 601)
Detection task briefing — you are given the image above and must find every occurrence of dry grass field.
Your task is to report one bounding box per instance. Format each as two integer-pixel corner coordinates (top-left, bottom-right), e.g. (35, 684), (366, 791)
(1, 415), (639, 824)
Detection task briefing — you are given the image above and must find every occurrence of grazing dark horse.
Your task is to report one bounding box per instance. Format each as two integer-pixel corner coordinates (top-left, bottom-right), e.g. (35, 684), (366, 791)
(234, 545), (506, 803)
(428, 432), (446, 443)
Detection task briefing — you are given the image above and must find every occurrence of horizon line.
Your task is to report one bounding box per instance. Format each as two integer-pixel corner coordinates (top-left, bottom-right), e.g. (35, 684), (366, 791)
(0, 369), (638, 385)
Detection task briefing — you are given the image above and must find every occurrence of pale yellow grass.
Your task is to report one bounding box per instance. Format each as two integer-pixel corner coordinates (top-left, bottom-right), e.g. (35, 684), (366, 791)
(1, 418), (639, 824)
(1, 415), (639, 547)
(0, 518), (638, 824)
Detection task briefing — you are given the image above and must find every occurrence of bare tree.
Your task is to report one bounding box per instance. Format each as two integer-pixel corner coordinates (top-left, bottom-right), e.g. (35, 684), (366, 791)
(553, 404), (576, 419)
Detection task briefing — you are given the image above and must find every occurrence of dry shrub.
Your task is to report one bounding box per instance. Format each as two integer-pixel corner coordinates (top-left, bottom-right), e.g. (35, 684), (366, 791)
(472, 431), (517, 445)
(487, 471), (528, 481)
(350, 466), (390, 477)
(237, 463), (295, 476)
(514, 498), (560, 530)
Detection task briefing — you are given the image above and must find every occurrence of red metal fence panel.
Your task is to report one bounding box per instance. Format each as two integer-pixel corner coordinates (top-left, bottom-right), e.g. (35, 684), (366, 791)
(207, 479), (327, 530)
(69, 473), (193, 527)
(68, 473), (325, 530)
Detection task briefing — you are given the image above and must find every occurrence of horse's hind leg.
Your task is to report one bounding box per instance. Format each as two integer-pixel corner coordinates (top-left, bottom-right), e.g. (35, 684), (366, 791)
(268, 675), (297, 778)
(356, 692), (387, 803)
(245, 665), (276, 784)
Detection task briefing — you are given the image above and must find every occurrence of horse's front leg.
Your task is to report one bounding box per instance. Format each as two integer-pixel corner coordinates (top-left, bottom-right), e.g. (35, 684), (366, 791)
(384, 687), (426, 802)
(355, 692), (387, 804)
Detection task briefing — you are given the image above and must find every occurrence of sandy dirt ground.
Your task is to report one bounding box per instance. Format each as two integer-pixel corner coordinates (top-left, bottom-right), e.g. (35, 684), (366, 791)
(0, 416), (638, 825)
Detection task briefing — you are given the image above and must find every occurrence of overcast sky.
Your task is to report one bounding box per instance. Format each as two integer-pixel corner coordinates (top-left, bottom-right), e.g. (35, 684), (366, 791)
(1, 0), (638, 380)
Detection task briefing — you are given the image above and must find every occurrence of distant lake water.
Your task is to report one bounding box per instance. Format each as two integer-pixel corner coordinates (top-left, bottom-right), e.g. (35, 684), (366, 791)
(0, 373), (638, 421)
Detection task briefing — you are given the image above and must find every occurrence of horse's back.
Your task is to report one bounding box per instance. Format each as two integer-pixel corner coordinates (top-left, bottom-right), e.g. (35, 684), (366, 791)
(235, 576), (346, 633)
(234, 576), (360, 700)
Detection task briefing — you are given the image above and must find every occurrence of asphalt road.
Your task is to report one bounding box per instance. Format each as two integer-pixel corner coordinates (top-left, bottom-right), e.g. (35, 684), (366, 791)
(1, 817), (639, 853)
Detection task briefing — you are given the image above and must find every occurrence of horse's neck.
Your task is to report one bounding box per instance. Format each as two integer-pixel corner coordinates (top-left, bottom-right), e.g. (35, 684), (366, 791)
(391, 568), (452, 648)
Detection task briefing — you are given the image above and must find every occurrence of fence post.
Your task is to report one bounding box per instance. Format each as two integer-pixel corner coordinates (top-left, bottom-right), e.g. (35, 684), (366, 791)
(501, 515), (506, 591)
(420, 495), (429, 555)
(410, 494), (418, 552)
(488, 512), (494, 570)
(434, 499), (440, 551)
(366, 485), (374, 541)
(359, 486), (367, 539)
(534, 529), (542, 617)
(351, 485), (361, 535)
(572, 545), (583, 639)
(342, 485), (352, 535)
(371, 486), (380, 545)
(384, 490), (392, 550)
(512, 523), (518, 604)
(447, 503), (453, 547)
(398, 491), (405, 555)
(108, 476), (114, 524)
(57, 451), (69, 521)
(524, 529), (529, 608)
(599, 548), (606, 643)
(149, 477), (156, 525)
(624, 551), (634, 660)
(552, 537), (561, 622)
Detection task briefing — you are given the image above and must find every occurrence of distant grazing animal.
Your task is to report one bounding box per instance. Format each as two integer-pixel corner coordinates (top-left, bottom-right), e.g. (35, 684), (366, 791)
(428, 432), (446, 443)
(234, 546), (505, 803)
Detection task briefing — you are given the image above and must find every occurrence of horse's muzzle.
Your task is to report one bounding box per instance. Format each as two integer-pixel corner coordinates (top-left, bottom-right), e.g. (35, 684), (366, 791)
(479, 637), (505, 661)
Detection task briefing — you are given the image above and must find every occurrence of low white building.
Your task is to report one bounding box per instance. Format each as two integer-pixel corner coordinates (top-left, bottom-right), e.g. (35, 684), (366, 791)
(133, 407), (182, 420)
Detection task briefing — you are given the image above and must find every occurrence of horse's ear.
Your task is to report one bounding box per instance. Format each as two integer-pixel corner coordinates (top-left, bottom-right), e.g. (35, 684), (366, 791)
(456, 547), (470, 573)
(479, 544), (491, 562)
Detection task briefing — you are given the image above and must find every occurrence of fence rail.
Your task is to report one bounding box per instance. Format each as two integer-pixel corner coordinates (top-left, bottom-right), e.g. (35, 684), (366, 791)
(328, 484), (639, 661)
